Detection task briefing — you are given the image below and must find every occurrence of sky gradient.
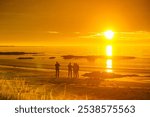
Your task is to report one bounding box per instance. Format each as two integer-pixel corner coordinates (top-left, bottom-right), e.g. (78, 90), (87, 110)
(0, 0), (150, 46)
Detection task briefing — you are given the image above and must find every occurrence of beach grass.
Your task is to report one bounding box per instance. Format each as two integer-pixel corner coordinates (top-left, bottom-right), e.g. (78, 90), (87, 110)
(0, 76), (91, 100)
(0, 72), (150, 100)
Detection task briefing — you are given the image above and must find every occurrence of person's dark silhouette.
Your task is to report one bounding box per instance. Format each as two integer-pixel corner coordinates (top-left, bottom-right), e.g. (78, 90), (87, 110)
(76, 63), (79, 78)
(55, 62), (60, 78)
(73, 63), (76, 78)
(73, 63), (79, 78)
(68, 62), (72, 78)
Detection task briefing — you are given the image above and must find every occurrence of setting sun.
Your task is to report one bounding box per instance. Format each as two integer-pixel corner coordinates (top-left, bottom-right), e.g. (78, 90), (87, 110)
(104, 30), (114, 40)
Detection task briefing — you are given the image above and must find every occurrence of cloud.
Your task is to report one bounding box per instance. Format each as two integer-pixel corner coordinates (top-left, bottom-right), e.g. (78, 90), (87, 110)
(117, 31), (149, 35)
(78, 32), (103, 39)
(48, 31), (59, 34)
(117, 31), (150, 38)
(46, 31), (150, 40)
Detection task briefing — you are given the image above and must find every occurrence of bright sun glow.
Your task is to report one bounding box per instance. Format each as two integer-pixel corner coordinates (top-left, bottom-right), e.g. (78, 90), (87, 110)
(106, 45), (112, 56)
(104, 30), (114, 39)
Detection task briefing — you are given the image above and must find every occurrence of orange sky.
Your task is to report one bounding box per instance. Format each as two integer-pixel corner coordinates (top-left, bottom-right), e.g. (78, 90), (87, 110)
(0, 0), (150, 46)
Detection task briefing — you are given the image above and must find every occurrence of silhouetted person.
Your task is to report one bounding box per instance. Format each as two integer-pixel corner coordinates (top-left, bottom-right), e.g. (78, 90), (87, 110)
(73, 63), (79, 78)
(76, 63), (79, 78)
(55, 62), (60, 78)
(73, 63), (76, 78)
(68, 62), (72, 78)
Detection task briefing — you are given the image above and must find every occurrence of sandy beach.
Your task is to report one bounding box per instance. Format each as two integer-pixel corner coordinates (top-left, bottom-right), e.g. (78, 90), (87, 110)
(1, 64), (150, 100)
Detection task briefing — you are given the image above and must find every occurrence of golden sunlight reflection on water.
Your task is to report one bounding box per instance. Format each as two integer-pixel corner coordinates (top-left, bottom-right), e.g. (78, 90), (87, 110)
(106, 59), (112, 72)
(106, 45), (113, 72)
(104, 30), (114, 73)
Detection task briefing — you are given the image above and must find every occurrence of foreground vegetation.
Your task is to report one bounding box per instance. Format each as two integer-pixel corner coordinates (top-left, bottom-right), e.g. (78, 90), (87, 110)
(0, 74), (91, 100)
(0, 72), (150, 100)
(0, 78), (87, 100)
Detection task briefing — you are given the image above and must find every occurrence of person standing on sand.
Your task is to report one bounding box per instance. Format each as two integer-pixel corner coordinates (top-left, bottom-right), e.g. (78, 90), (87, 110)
(55, 62), (60, 78)
(76, 63), (79, 78)
(73, 63), (79, 78)
(68, 62), (72, 78)
(73, 63), (76, 78)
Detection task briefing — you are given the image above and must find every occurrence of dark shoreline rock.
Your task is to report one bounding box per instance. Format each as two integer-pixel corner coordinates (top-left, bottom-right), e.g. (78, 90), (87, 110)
(82, 71), (139, 79)
(49, 57), (56, 59)
(17, 57), (34, 59)
(0, 52), (38, 55)
(61, 55), (136, 60)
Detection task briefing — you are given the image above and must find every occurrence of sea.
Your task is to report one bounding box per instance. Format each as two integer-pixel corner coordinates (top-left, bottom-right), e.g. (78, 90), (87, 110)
(0, 45), (150, 80)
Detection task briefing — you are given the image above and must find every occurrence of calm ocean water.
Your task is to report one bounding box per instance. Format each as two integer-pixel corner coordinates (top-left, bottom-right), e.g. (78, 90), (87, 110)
(0, 45), (150, 77)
